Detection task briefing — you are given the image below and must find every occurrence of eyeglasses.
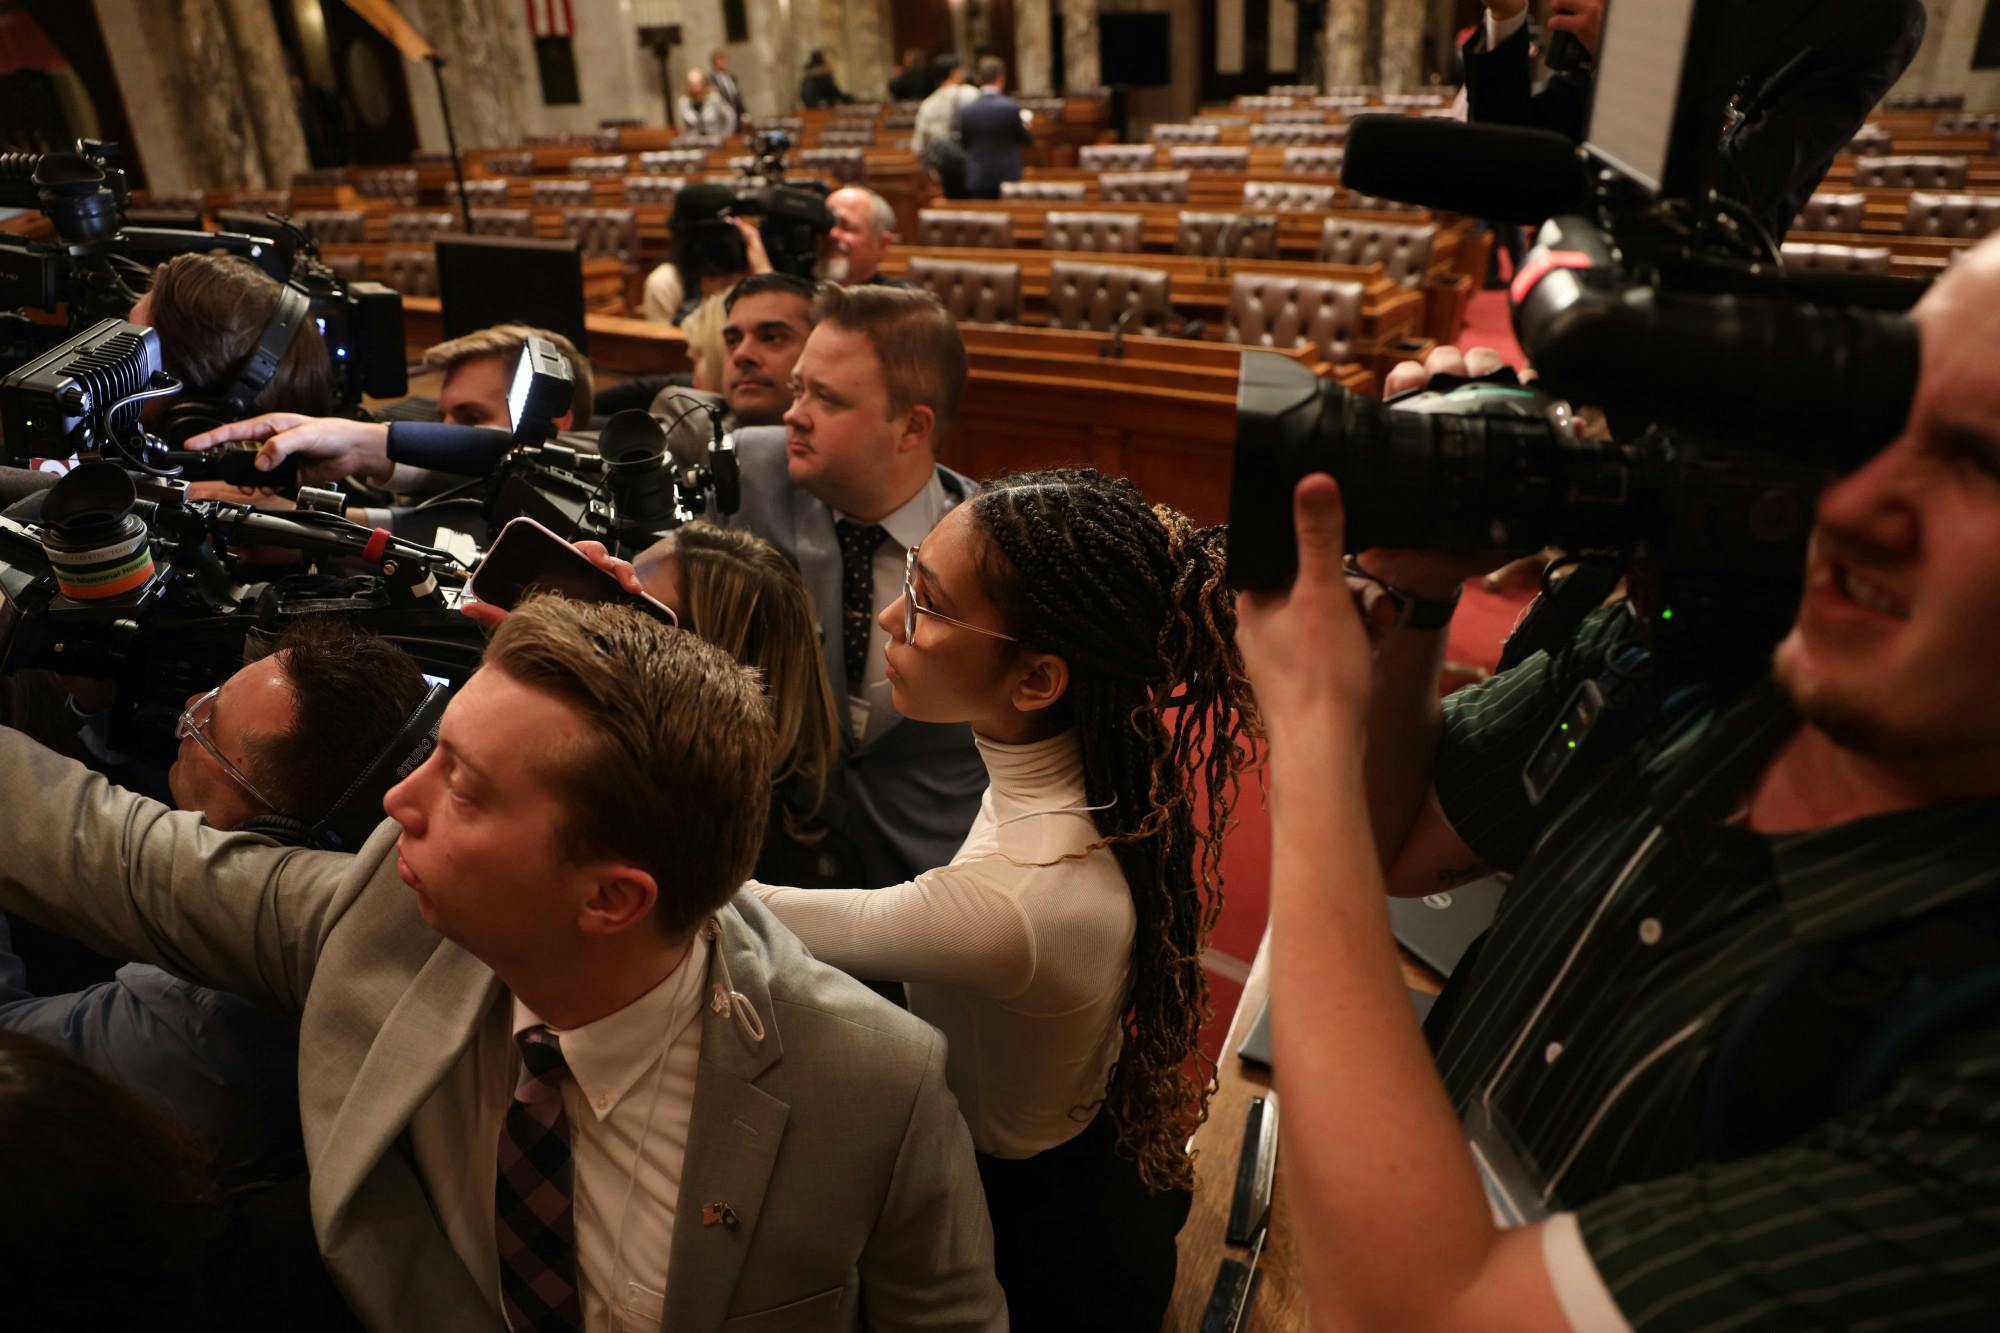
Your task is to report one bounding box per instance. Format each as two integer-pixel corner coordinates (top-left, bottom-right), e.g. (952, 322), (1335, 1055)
(903, 545), (1019, 648)
(176, 687), (277, 811)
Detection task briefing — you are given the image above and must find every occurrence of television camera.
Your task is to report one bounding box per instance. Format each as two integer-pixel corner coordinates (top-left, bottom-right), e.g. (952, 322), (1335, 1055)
(681, 128), (836, 279)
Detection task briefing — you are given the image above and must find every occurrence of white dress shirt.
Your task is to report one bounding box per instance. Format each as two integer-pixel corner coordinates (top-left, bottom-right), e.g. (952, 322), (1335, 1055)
(834, 468), (952, 746)
(406, 938), (709, 1332)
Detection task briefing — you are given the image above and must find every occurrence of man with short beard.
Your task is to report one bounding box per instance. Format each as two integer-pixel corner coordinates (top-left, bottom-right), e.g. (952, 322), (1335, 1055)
(817, 187), (909, 288)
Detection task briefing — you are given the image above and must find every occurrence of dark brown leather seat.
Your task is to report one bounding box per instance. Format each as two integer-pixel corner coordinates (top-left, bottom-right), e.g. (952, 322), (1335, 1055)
(384, 249), (438, 297)
(1344, 191), (1425, 213)
(1238, 95), (1295, 110)
(141, 190), (205, 211)
(1316, 218), (1435, 285)
(884, 105), (920, 128)
(1167, 146), (1250, 172)
(1175, 211), (1279, 259)
(563, 207), (639, 262)
(749, 116), (806, 134)
(567, 130), (622, 151)
(1263, 109), (1329, 125)
(320, 253), (367, 282)
(918, 209), (1015, 248)
(1242, 180), (1337, 210)
(570, 154), (631, 178)
(1251, 122), (1345, 146)
(469, 208), (536, 238)
(355, 168), (419, 207)
(1046, 260), (1173, 334)
(800, 148), (867, 183)
(1224, 273), (1368, 364)
(1045, 211), (1145, 252)
(291, 168), (345, 190)
(1100, 171), (1191, 203)
(675, 132), (726, 149)
(1851, 155), (1969, 190)
(1313, 94), (1371, 110)
(1384, 92), (1451, 108)
(1797, 191), (1867, 233)
(483, 151), (535, 176)
(458, 179), (513, 208)
(384, 211), (459, 243)
(1269, 84), (1319, 99)
(1281, 147), (1345, 176)
(834, 102), (884, 119)
(639, 149), (708, 173)
(531, 179), (594, 209)
(1152, 123), (1222, 146)
(1079, 144), (1157, 172)
(293, 209), (367, 244)
(1780, 242), (1894, 275)
(231, 190), (292, 215)
(818, 129), (877, 148)
(622, 175), (687, 205)
(1001, 180), (1087, 200)
(1901, 191), (2000, 239)
(907, 257), (1023, 324)
(1021, 97), (1067, 119)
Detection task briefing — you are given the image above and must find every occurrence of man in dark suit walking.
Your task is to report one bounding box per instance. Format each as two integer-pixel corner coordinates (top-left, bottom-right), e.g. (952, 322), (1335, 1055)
(955, 56), (1032, 200)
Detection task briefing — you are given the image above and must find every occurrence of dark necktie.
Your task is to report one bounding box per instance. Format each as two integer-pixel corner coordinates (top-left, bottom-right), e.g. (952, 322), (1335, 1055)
(834, 519), (887, 693)
(495, 1025), (583, 1333)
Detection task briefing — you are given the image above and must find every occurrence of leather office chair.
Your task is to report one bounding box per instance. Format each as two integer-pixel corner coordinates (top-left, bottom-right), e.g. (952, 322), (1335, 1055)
(293, 209), (368, 244)
(1901, 191), (2000, 239)
(383, 249), (438, 297)
(1021, 97), (1068, 119)
(907, 256), (1023, 323)
(1238, 95), (1295, 110)
(384, 211), (459, 243)
(1934, 111), (2000, 133)
(1780, 242), (1894, 275)
(567, 130), (621, 151)
(291, 168), (345, 190)
(800, 148), (868, 183)
(1001, 180), (1088, 200)
(1384, 92), (1451, 108)
(1044, 211), (1146, 252)
(639, 149), (707, 173)
(1796, 192), (1867, 233)
(141, 190), (205, 211)
(483, 151), (535, 177)
(319, 253), (367, 282)
(1046, 260), (1173, 335)
(1317, 218), (1435, 286)
(1313, 94), (1371, 110)
(563, 207), (639, 262)
(884, 105), (920, 128)
(1851, 155), (1969, 190)
(1282, 147), (1345, 176)
(1252, 122), (1345, 146)
(1152, 123), (1223, 146)
(1242, 180), (1337, 210)
(818, 129), (877, 148)
(1175, 211), (1278, 259)
(749, 116), (806, 133)
(675, 133), (726, 149)
(1344, 191), (1425, 213)
(1263, 109), (1328, 124)
(231, 190), (292, 216)
(531, 179), (594, 209)
(1269, 84), (1319, 99)
(1167, 146), (1250, 172)
(1100, 171), (1191, 203)
(1079, 144), (1157, 172)
(834, 102), (884, 119)
(469, 208), (537, 238)
(570, 154), (630, 178)
(1223, 273), (1367, 364)
(457, 179), (512, 208)
(622, 175), (687, 205)
(917, 209), (1015, 248)
(355, 168), (419, 207)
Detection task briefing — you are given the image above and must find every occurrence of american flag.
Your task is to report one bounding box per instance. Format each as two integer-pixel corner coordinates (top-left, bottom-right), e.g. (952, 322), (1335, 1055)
(525, 0), (574, 38)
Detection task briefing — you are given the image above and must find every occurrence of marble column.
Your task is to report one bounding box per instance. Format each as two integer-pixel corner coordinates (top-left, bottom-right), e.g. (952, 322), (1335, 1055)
(1060, 0), (1100, 93)
(1327, 0), (1373, 88)
(218, 0), (310, 187)
(1015, 0), (1054, 96)
(747, 0), (804, 115)
(404, 0), (530, 149)
(166, 0), (264, 189)
(1379, 0), (1427, 91)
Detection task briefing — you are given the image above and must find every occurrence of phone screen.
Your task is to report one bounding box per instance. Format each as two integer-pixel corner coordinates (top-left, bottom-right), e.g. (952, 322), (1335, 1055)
(470, 518), (676, 627)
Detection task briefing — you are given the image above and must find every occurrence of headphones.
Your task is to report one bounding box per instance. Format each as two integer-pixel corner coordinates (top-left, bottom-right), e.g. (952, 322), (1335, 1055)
(157, 280), (314, 447)
(237, 682), (451, 852)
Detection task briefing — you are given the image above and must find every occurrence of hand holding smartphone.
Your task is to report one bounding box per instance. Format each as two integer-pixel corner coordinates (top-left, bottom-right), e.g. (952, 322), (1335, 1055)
(467, 518), (677, 629)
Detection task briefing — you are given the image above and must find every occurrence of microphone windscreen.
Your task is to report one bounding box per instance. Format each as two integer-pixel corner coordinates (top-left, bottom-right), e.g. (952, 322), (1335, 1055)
(1342, 114), (1586, 224)
(385, 421), (517, 476)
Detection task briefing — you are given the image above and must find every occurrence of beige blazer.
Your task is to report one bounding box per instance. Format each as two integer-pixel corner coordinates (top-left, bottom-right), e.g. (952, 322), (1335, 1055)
(0, 728), (1005, 1331)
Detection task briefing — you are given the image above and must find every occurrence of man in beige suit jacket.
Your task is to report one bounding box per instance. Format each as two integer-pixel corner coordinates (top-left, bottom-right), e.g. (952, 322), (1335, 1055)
(0, 597), (1004, 1332)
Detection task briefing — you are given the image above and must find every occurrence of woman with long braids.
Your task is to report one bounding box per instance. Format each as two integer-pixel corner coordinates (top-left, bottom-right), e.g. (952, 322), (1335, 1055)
(751, 467), (1256, 1328)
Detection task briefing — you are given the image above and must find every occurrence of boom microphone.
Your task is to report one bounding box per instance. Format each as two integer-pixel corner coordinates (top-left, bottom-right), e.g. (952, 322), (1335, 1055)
(386, 421), (517, 476)
(1340, 115), (1587, 223)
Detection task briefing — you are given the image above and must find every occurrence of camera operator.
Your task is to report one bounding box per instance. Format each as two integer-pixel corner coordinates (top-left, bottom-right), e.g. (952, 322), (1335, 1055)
(1464, 0), (1926, 241)
(1235, 239), (2000, 1326)
(642, 184), (756, 326)
(0, 595), (1004, 1329)
(0, 618), (427, 1186)
(819, 187), (910, 288)
(130, 252), (336, 430)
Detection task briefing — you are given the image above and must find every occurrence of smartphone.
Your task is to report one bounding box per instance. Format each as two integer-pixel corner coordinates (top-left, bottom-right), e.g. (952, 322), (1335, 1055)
(469, 517), (678, 628)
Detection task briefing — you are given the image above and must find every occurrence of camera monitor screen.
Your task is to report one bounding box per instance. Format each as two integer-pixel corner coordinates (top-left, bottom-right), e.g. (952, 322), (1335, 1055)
(436, 235), (589, 354)
(1585, 0), (1700, 194)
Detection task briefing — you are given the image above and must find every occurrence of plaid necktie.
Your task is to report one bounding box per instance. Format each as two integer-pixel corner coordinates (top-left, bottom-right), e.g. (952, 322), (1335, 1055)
(496, 1025), (583, 1332)
(834, 519), (888, 692)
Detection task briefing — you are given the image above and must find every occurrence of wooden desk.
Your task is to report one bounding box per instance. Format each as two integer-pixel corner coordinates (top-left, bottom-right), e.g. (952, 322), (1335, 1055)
(398, 296), (691, 376)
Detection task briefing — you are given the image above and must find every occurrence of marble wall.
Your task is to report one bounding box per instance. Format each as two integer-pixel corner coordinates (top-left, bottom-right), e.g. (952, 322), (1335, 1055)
(1889, 0), (2000, 107)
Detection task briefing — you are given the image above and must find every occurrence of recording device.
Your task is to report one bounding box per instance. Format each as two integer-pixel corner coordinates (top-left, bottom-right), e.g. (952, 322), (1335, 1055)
(0, 319), (482, 767)
(668, 137), (836, 281)
(469, 516), (677, 627)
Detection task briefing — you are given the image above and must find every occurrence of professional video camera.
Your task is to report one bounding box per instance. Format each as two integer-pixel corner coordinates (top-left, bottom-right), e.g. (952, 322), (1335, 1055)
(721, 129), (837, 278)
(1231, 0), (1926, 681)
(0, 318), (482, 769)
(0, 142), (405, 412)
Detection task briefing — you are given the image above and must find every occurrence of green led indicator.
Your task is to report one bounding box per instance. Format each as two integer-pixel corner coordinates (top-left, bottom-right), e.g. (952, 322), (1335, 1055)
(1568, 740), (1577, 749)
(1560, 722), (1570, 731)
(1661, 607), (1675, 621)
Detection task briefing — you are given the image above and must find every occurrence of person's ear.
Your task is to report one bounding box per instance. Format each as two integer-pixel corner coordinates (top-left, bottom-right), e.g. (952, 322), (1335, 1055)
(576, 864), (660, 937)
(554, 409), (575, 432)
(1010, 651), (1069, 715)
(896, 402), (937, 454)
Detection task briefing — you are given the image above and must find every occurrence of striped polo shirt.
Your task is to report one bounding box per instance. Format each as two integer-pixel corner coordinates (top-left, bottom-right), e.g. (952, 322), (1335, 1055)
(1432, 608), (2000, 1327)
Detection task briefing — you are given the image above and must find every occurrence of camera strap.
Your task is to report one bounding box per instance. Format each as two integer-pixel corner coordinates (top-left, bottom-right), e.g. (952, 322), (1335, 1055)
(220, 280), (312, 417)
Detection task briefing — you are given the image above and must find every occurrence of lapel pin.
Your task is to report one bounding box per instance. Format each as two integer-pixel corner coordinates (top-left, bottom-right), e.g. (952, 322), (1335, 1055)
(702, 1202), (740, 1229)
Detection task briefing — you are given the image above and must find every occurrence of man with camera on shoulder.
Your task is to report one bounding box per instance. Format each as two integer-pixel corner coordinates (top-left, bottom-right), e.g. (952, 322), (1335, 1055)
(1236, 236), (2000, 1327)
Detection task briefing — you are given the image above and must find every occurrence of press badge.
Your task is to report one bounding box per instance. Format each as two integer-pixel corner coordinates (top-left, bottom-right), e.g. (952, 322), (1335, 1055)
(846, 693), (871, 741)
(1464, 1099), (1554, 1227)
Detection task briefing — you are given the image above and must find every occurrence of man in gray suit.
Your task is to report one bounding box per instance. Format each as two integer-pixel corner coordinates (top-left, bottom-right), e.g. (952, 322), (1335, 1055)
(729, 283), (986, 887)
(0, 598), (1003, 1331)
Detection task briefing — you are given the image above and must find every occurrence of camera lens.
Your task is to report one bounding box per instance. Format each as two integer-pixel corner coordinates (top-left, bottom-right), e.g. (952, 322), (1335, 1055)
(38, 461), (155, 601)
(600, 410), (676, 531)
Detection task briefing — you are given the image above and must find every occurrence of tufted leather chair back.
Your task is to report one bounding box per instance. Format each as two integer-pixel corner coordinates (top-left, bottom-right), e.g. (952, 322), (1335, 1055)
(1045, 211), (1146, 252)
(1282, 147), (1346, 176)
(800, 147), (868, 182)
(1316, 218), (1435, 285)
(143, 190), (205, 211)
(750, 116), (806, 133)
(1022, 97), (1068, 119)
(483, 151), (534, 177)
(458, 179), (513, 208)
(1935, 111), (2000, 133)
(469, 207), (537, 238)
(1265, 109), (1326, 124)
(570, 154), (630, 177)
(1851, 155), (1969, 190)
(532, 179), (594, 209)
(623, 175), (687, 205)
(675, 132), (726, 149)
(1100, 170), (1192, 203)
(1238, 95), (1295, 110)
(291, 168), (345, 190)
(1046, 260), (1173, 334)
(1080, 144), (1157, 172)
(384, 249), (438, 297)
(1002, 179), (1087, 200)
(232, 190), (293, 215)
(293, 209), (367, 244)
(1780, 242), (1894, 275)
(908, 257), (1023, 323)
(355, 168), (419, 206)
(917, 209), (1015, 248)
(1252, 122), (1345, 146)
(385, 211), (459, 243)
(1269, 84), (1319, 99)
(1797, 191), (1867, 233)
(567, 130), (621, 151)
(1384, 92), (1451, 108)
(1168, 145), (1250, 172)
(1344, 191), (1425, 213)
(1224, 273), (1368, 363)
(563, 207), (639, 262)
(834, 102), (883, 119)
(1901, 191), (2000, 239)
(818, 128), (877, 148)
(885, 104), (920, 128)
(1313, 94), (1371, 110)
(1242, 179), (1337, 210)
(1175, 211), (1279, 258)
(1152, 122), (1222, 146)
(1885, 92), (1963, 110)
(640, 149), (708, 173)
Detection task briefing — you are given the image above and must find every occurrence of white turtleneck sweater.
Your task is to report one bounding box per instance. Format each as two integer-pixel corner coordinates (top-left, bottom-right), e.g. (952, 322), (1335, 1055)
(749, 729), (1135, 1159)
